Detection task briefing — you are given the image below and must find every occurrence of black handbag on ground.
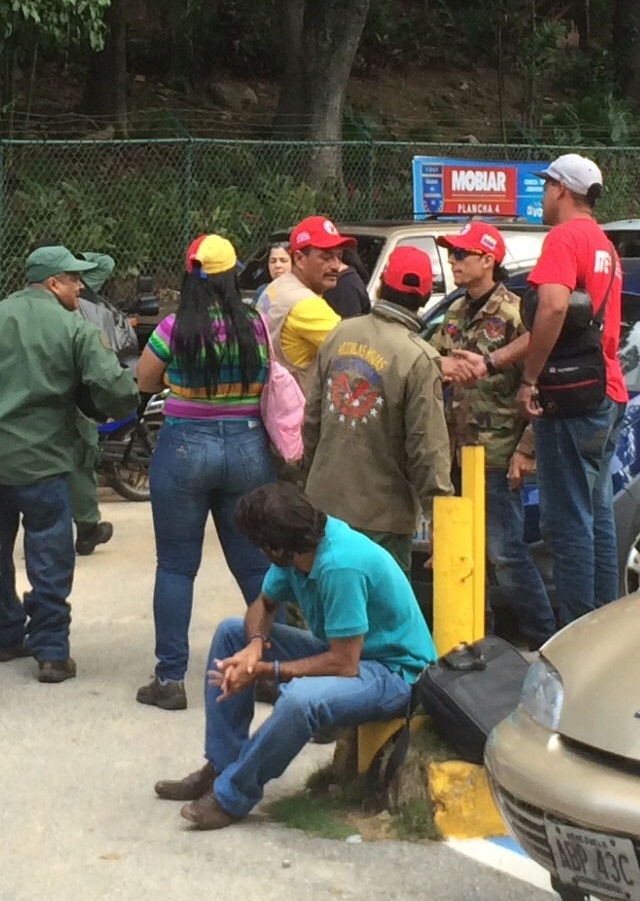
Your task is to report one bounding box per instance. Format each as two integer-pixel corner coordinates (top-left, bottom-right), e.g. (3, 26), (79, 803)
(527, 246), (616, 419)
(415, 636), (530, 765)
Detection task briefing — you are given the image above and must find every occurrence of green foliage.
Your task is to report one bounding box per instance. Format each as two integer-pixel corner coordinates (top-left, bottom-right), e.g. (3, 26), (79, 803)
(394, 799), (440, 842)
(0, 0), (110, 50)
(548, 92), (637, 146)
(358, 0), (460, 67)
(138, 0), (278, 80)
(266, 794), (356, 839)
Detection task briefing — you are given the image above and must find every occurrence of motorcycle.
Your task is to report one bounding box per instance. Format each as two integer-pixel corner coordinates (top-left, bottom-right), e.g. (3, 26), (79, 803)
(97, 391), (166, 502)
(92, 274), (165, 502)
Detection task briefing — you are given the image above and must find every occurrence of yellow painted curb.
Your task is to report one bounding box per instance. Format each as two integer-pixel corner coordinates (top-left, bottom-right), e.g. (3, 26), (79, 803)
(428, 760), (508, 839)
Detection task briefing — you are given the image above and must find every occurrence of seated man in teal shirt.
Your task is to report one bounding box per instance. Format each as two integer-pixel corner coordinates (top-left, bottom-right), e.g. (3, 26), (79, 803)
(154, 482), (436, 830)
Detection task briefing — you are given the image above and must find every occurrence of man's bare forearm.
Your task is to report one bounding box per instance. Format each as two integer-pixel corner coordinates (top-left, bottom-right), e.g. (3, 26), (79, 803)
(244, 594), (277, 641)
(491, 332), (529, 369)
(254, 649), (359, 682)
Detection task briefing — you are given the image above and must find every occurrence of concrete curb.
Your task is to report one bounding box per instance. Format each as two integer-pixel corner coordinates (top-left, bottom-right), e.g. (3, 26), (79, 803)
(429, 760), (508, 839)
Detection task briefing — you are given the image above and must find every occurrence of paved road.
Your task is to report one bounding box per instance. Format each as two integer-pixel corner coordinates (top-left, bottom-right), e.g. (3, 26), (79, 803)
(0, 492), (553, 900)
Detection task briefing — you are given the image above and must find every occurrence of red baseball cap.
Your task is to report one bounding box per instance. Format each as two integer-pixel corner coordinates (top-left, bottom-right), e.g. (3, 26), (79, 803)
(436, 222), (506, 264)
(382, 246), (433, 298)
(289, 216), (356, 251)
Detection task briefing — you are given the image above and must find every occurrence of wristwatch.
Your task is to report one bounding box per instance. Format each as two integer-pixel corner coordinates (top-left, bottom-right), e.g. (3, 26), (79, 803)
(483, 353), (499, 376)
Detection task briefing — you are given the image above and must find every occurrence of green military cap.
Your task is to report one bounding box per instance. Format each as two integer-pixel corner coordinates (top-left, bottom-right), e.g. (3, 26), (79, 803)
(26, 245), (97, 284)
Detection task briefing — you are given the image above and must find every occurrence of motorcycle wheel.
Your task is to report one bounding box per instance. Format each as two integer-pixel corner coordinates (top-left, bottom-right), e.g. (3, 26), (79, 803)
(107, 416), (162, 502)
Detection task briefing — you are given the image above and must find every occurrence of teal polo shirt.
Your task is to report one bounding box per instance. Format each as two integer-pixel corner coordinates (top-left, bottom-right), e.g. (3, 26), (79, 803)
(262, 516), (436, 683)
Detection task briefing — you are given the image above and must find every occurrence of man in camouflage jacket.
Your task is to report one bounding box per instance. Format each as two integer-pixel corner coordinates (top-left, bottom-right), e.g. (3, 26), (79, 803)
(432, 223), (556, 649)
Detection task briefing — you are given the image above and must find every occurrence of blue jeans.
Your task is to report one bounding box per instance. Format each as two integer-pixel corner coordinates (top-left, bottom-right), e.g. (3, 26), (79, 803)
(204, 618), (411, 817)
(150, 420), (277, 681)
(0, 477), (74, 659)
(534, 397), (626, 627)
(486, 471), (557, 649)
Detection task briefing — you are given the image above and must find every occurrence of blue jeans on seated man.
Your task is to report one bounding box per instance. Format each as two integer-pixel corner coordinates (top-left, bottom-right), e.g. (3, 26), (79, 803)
(534, 397), (626, 628)
(150, 419), (278, 683)
(205, 617), (412, 818)
(0, 477), (74, 660)
(486, 470), (557, 650)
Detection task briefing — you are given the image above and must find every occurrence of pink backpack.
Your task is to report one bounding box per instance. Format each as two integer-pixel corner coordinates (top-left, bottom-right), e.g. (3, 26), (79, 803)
(259, 314), (305, 463)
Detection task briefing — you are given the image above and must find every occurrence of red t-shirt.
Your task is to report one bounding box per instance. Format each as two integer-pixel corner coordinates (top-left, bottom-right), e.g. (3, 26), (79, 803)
(528, 217), (628, 404)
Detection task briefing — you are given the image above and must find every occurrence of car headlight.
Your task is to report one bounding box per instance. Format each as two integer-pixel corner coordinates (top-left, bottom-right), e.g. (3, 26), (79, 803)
(520, 659), (564, 730)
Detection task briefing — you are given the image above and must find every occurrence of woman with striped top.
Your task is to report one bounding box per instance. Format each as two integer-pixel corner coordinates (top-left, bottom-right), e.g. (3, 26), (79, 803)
(135, 234), (277, 710)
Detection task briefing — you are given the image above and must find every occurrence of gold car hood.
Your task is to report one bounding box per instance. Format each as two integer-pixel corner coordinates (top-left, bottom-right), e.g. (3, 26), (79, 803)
(542, 594), (640, 761)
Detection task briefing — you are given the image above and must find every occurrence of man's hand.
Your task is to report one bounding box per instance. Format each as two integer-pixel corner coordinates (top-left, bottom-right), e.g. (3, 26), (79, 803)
(507, 450), (536, 490)
(517, 383), (542, 420)
(208, 642), (264, 701)
(452, 349), (488, 381)
(440, 353), (483, 385)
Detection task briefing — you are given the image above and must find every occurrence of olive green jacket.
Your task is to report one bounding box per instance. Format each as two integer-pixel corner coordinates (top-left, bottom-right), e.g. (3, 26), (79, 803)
(304, 300), (453, 534)
(0, 285), (139, 485)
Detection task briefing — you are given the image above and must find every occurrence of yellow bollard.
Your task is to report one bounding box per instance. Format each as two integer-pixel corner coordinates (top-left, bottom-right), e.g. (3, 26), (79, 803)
(461, 445), (486, 643)
(433, 495), (474, 656)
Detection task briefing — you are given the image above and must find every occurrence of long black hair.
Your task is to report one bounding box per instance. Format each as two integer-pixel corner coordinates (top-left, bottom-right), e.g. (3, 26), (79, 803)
(173, 265), (264, 395)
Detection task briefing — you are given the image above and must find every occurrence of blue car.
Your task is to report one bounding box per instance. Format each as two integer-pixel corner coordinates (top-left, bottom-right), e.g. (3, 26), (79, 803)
(415, 257), (640, 613)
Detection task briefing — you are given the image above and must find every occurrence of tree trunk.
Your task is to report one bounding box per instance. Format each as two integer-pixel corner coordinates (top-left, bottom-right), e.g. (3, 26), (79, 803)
(273, 0), (371, 186)
(272, 0), (307, 139)
(85, 0), (128, 137)
(570, 0), (590, 49)
(613, 0), (640, 106)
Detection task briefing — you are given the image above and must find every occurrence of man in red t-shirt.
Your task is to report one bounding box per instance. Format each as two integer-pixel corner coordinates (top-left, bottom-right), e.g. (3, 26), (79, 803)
(521, 153), (628, 626)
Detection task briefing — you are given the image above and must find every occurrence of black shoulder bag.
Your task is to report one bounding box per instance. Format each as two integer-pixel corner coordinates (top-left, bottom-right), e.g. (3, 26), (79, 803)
(535, 247), (616, 419)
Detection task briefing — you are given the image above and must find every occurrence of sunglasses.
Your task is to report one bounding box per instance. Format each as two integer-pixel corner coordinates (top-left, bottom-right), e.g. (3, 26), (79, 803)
(270, 241), (291, 251)
(449, 247), (485, 261)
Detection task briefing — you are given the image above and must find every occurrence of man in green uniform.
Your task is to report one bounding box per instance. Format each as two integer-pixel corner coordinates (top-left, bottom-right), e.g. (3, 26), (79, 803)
(29, 242), (139, 555)
(431, 222), (556, 649)
(0, 246), (139, 682)
(73, 251), (139, 555)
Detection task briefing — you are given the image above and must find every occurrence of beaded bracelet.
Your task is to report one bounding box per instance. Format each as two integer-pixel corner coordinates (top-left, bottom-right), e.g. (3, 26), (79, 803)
(248, 633), (271, 649)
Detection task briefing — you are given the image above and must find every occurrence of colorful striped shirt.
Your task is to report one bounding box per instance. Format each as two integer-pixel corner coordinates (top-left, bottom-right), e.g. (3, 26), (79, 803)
(147, 309), (269, 420)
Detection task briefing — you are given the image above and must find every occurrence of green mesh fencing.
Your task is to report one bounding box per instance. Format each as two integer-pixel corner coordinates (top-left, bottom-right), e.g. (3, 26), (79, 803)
(1, 139), (639, 297)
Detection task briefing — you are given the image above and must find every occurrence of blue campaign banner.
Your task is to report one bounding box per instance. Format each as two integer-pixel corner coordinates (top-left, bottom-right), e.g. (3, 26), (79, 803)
(412, 156), (549, 223)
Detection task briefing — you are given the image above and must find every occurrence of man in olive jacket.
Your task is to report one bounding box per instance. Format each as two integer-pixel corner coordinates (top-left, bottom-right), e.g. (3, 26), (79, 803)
(304, 246), (453, 573)
(0, 246), (139, 683)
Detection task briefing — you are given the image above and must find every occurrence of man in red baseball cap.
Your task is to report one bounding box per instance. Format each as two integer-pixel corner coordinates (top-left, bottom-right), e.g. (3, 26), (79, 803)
(305, 244), (452, 573)
(436, 221), (507, 263)
(430, 221), (556, 649)
(261, 216), (356, 394)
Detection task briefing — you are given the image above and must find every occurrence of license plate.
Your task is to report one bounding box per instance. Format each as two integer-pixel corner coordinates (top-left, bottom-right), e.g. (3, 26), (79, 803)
(545, 819), (640, 900)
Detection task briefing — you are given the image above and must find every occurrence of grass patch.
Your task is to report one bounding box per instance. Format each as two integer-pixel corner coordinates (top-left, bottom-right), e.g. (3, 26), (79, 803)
(266, 723), (460, 842)
(266, 793), (356, 839)
(395, 798), (441, 842)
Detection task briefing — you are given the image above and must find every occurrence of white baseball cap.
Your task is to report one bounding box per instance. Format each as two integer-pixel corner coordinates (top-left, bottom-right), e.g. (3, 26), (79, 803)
(534, 153), (603, 196)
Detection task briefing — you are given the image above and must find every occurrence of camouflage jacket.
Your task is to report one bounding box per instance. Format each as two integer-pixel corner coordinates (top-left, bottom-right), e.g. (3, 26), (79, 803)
(430, 282), (534, 470)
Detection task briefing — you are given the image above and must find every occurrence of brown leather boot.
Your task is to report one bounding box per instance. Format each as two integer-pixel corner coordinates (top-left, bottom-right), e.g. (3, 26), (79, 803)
(180, 793), (241, 830)
(38, 658), (77, 683)
(154, 762), (217, 801)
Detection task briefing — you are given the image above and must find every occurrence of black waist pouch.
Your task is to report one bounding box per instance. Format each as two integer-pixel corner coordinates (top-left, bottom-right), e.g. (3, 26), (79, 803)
(537, 341), (606, 419)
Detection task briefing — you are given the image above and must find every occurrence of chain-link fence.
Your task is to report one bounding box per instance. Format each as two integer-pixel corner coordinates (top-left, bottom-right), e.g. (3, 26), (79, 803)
(1, 138), (640, 297)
